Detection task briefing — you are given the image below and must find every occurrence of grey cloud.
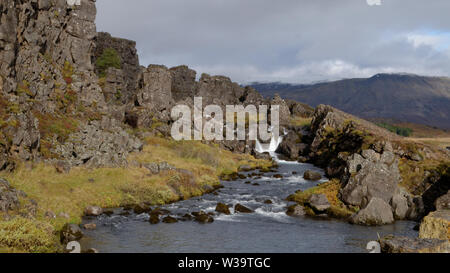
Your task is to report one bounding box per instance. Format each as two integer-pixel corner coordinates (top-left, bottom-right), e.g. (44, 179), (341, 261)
(96, 0), (450, 83)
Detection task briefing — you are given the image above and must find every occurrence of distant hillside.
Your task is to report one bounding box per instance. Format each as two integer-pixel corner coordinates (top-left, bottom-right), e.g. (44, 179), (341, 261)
(251, 74), (450, 129)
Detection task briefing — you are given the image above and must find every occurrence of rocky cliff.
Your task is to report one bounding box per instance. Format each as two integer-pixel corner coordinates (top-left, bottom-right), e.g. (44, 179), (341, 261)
(0, 0), (302, 172)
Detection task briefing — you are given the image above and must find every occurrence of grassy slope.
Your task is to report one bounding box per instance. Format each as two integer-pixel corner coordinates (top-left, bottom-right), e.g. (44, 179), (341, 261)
(0, 137), (272, 253)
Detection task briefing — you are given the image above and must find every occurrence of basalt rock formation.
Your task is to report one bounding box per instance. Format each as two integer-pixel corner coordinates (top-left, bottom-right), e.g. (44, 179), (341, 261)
(277, 104), (450, 226)
(0, 0), (298, 171)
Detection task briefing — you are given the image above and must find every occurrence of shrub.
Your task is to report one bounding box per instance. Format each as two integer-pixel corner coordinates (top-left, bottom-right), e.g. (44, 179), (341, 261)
(96, 48), (121, 77)
(376, 122), (413, 137)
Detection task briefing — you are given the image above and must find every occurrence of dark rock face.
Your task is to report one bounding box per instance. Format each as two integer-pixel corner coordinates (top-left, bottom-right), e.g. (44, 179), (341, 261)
(275, 131), (307, 160)
(303, 170), (322, 181)
(350, 198), (394, 226)
(94, 32), (141, 104)
(60, 223), (83, 244)
(380, 236), (450, 253)
(170, 65), (197, 102)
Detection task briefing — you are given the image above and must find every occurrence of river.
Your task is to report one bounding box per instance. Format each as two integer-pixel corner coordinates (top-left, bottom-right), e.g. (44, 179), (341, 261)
(80, 139), (417, 253)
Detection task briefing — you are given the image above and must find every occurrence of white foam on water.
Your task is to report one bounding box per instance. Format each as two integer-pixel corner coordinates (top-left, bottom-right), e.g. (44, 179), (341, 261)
(254, 208), (291, 223)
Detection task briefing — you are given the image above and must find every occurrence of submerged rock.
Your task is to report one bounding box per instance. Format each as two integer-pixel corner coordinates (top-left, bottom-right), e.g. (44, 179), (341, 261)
(162, 216), (178, 224)
(149, 214), (160, 225)
(350, 198), (394, 226)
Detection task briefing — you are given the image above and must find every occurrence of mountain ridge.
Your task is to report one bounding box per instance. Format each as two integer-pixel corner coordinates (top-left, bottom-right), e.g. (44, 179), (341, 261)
(251, 74), (450, 129)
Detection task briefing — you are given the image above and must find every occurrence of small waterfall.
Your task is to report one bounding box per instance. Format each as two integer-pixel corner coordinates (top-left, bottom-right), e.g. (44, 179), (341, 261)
(255, 135), (283, 154)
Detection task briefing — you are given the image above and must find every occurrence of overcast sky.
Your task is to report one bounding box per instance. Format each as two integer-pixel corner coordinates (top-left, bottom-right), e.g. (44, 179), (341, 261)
(96, 0), (450, 84)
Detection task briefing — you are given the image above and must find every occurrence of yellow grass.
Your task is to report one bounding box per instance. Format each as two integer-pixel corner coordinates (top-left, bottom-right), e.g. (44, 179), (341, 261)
(288, 179), (356, 219)
(290, 116), (312, 127)
(407, 137), (450, 150)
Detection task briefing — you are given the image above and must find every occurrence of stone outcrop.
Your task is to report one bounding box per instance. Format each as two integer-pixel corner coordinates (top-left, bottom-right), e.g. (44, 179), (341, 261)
(350, 197), (394, 226)
(0, 0), (144, 169)
(270, 94), (291, 126)
(94, 32), (141, 103)
(380, 235), (450, 253)
(0, 178), (20, 213)
(419, 210), (450, 241)
(307, 194), (330, 213)
(50, 118), (143, 168)
(340, 146), (400, 208)
(169, 65), (197, 102)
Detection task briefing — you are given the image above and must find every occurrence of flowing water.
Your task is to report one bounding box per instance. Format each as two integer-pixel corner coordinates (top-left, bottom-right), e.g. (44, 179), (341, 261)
(80, 138), (417, 253)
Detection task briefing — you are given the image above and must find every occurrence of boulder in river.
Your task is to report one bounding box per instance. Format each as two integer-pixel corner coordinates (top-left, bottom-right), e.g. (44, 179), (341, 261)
(303, 170), (322, 181)
(192, 211), (214, 223)
(286, 204), (306, 217)
(60, 224), (83, 244)
(273, 174), (283, 179)
(215, 203), (231, 215)
(380, 235), (450, 253)
(84, 206), (103, 216)
(350, 198), (394, 226)
(162, 216), (178, 224)
(234, 204), (254, 213)
(264, 200), (273, 204)
(308, 194), (331, 213)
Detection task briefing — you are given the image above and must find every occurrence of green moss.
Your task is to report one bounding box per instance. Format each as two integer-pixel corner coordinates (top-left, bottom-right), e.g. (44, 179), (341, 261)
(96, 48), (121, 77)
